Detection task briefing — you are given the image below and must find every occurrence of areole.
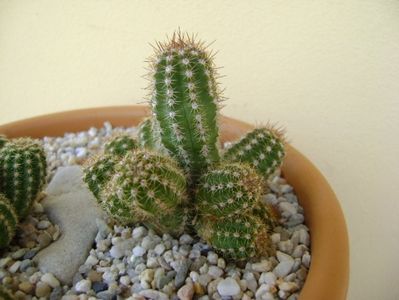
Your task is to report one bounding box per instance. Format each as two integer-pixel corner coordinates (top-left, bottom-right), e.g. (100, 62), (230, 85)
(0, 105), (349, 300)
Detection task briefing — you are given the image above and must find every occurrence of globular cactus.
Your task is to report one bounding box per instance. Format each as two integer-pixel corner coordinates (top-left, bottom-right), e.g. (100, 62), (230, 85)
(100, 150), (188, 235)
(0, 134), (8, 149)
(145, 32), (223, 181)
(223, 127), (285, 179)
(197, 215), (271, 260)
(195, 163), (263, 218)
(104, 134), (138, 157)
(0, 138), (47, 218)
(0, 194), (18, 249)
(252, 201), (280, 232)
(0, 285), (15, 300)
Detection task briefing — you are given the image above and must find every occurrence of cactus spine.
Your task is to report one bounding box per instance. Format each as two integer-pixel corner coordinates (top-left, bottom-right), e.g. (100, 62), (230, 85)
(146, 32), (222, 181)
(0, 194), (18, 249)
(0, 138), (47, 218)
(223, 127), (285, 179)
(104, 134), (138, 157)
(137, 117), (166, 153)
(195, 163), (263, 218)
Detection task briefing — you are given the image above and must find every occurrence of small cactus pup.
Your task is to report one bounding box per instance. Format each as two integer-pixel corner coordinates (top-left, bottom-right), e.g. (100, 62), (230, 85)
(137, 117), (166, 153)
(146, 31), (224, 181)
(0, 194), (18, 249)
(0, 138), (47, 218)
(195, 163), (263, 218)
(100, 149), (189, 235)
(197, 214), (272, 260)
(104, 134), (138, 157)
(252, 201), (280, 232)
(223, 127), (285, 179)
(0, 285), (15, 300)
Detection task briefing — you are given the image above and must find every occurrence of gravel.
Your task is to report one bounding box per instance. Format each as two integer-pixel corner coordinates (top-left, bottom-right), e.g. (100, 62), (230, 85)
(0, 122), (311, 299)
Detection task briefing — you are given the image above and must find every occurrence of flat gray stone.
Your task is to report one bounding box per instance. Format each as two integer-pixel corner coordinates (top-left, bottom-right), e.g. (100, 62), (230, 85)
(34, 166), (104, 285)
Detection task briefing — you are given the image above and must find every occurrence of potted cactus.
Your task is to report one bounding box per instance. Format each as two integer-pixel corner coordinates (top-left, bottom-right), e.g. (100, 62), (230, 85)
(0, 32), (349, 299)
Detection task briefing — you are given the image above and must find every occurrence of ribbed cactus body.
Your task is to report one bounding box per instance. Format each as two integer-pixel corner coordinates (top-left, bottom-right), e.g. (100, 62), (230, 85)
(104, 134), (138, 157)
(101, 150), (188, 232)
(195, 163), (263, 218)
(0, 285), (15, 300)
(148, 35), (221, 181)
(83, 154), (119, 201)
(0, 138), (47, 218)
(252, 201), (279, 231)
(0, 194), (18, 248)
(137, 117), (166, 153)
(223, 127), (285, 179)
(198, 215), (270, 260)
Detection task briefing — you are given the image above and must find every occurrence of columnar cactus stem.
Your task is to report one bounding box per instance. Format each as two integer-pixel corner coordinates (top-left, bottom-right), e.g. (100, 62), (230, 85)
(0, 138), (47, 218)
(195, 163), (263, 218)
(100, 150), (188, 234)
(137, 117), (166, 153)
(146, 32), (223, 181)
(197, 215), (271, 260)
(0, 194), (18, 249)
(223, 127), (285, 179)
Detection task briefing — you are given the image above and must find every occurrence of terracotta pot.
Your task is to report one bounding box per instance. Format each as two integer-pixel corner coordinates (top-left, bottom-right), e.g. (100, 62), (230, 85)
(0, 105), (349, 300)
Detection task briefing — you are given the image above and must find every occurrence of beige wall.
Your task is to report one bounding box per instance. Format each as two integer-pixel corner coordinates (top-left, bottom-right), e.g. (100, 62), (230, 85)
(1, 1), (398, 299)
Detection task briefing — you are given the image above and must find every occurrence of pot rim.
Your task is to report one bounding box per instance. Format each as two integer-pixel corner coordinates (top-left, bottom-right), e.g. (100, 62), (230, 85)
(0, 105), (349, 300)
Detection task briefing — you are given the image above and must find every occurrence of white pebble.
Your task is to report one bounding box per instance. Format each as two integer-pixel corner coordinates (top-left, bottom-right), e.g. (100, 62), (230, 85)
(259, 272), (276, 286)
(179, 234), (194, 245)
(255, 285), (274, 300)
(302, 252), (311, 268)
(251, 260), (271, 272)
(133, 246), (146, 257)
(41, 273), (60, 288)
(132, 226), (147, 239)
(8, 261), (21, 273)
(207, 252), (218, 265)
(273, 260), (295, 278)
(154, 244), (166, 256)
(85, 255), (99, 266)
(37, 220), (51, 229)
(277, 251), (294, 262)
(120, 275), (131, 286)
(75, 279), (91, 292)
(279, 201), (297, 215)
(217, 277), (241, 296)
(110, 245), (124, 259)
(299, 229), (310, 246)
(208, 266), (223, 278)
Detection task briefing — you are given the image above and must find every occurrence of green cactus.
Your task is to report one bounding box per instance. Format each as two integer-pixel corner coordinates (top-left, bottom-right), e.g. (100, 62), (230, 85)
(0, 285), (15, 300)
(197, 214), (271, 260)
(137, 117), (166, 153)
(0, 138), (47, 218)
(0, 194), (18, 249)
(223, 127), (285, 179)
(0, 134), (8, 149)
(100, 150), (188, 234)
(195, 163), (263, 218)
(146, 32), (222, 181)
(252, 201), (280, 231)
(104, 134), (138, 157)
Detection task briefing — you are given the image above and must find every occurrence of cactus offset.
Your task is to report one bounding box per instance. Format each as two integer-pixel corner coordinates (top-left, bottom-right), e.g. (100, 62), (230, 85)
(104, 134), (138, 157)
(223, 127), (285, 179)
(0, 194), (18, 249)
(0, 138), (47, 218)
(195, 163), (263, 218)
(252, 201), (280, 231)
(146, 32), (223, 181)
(100, 150), (188, 234)
(197, 214), (271, 260)
(137, 117), (166, 153)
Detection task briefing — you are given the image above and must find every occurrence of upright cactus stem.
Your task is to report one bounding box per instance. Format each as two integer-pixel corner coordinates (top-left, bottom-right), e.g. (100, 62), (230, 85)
(0, 194), (18, 249)
(0, 138), (47, 218)
(146, 32), (223, 182)
(137, 117), (166, 153)
(223, 127), (285, 179)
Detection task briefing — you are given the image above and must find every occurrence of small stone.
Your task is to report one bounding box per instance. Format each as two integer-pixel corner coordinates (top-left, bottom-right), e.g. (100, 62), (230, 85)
(217, 258), (226, 269)
(279, 202), (297, 215)
(292, 245), (307, 258)
(146, 257), (159, 268)
(208, 266), (223, 278)
(12, 248), (28, 259)
(120, 275), (131, 286)
(92, 282), (108, 293)
(217, 277), (240, 296)
(259, 272), (277, 286)
(19, 259), (33, 272)
(177, 283), (194, 300)
(42, 273), (60, 288)
(271, 233), (281, 244)
(194, 282), (205, 296)
(171, 259), (190, 288)
(278, 240), (294, 254)
(207, 252), (218, 265)
(141, 236), (156, 250)
(243, 272), (257, 292)
(18, 281), (34, 294)
(96, 290), (113, 300)
(255, 286), (274, 300)
(87, 270), (102, 282)
(37, 230), (52, 248)
(140, 269), (155, 282)
(274, 260), (295, 278)
(277, 251), (294, 262)
(37, 220), (51, 229)
(0, 256), (12, 267)
(139, 289), (168, 300)
(75, 279), (92, 293)
(132, 227), (147, 239)
(24, 248), (40, 260)
(133, 246), (146, 257)
(85, 255), (99, 266)
(154, 244), (166, 256)
(9, 261), (21, 273)
(35, 281), (51, 298)
(110, 245), (124, 259)
(179, 234), (194, 245)
(33, 202), (44, 213)
(299, 229), (310, 246)
(49, 286), (63, 300)
(302, 253), (311, 268)
(251, 260), (271, 272)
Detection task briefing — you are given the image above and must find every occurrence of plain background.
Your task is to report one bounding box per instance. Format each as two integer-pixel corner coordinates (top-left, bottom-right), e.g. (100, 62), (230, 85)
(1, 1), (398, 299)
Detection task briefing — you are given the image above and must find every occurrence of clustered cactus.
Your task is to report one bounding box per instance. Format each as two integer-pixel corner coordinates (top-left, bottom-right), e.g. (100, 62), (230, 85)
(0, 136), (47, 248)
(84, 32), (286, 261)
